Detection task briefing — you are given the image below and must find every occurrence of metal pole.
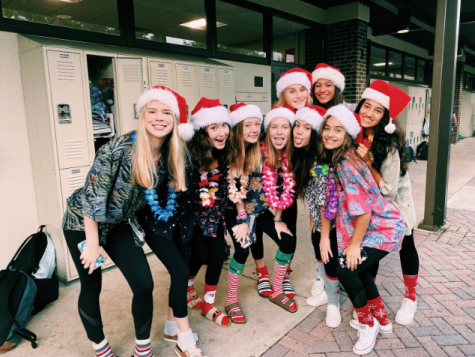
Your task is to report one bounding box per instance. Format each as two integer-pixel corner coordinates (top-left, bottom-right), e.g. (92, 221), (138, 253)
(419, 0), (461, 231)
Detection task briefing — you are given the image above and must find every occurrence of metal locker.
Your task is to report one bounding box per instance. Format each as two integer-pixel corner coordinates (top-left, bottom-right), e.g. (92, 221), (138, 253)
(148, 59), (174, 89)
(46, 50), (91, 170)
(115, 58), (144, 134)
(198, 65), (217, 100)
(218, 68), (235, 109)
(175, 62), (197, 114)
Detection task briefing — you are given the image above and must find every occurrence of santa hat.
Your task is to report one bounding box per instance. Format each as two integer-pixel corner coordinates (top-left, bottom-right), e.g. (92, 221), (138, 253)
(276, 68), (312, 97)
(136, 85), (187, 124)
(324, 104), (363, 144)
(229, 103), (263, 127)
(361, 80), (411, 134)
(295, 105), (327, 132)
(178, 97), (231, 141)
(263, 105), (296, 132)
(312, 63), (345, 92)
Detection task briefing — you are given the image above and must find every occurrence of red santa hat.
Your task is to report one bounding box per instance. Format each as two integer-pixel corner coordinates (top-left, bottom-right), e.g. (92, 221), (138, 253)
(136, 85), (187, 124)
(312, 63), (345, 92)
(178, 97), (231, 141)
(229, 102), (263, 127)
(276, 68), (312, 97)
(263, 105), (296, 132)
(295, 105), (327, 132)
(324, 104), (363, 144)
(361, 80), (411, 134)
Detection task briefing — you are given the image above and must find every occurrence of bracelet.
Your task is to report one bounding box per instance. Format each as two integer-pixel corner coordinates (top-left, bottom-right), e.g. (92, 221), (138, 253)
(236, 218), (247, 225)
(273, 217), (282, 222)
(236, 211), (247, 220)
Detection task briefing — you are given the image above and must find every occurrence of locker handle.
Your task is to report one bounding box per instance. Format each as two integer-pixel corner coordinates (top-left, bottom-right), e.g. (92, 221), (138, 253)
(133, 103), (139, 119)
(57, 104), (72, 124)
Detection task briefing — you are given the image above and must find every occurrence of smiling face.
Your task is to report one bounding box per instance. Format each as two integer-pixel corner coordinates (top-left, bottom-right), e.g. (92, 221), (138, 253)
(206, 122), (229, 149)
(284, 84), (309, 110)
(322, 116), (347, 151)
(293, 119), (312, 148)
(144, 100), (175, 141)
(359, 99), (385, 129)
(314, 79), (336, 105)
(268, 117), (291, 151)
(242, 117), (261, 144)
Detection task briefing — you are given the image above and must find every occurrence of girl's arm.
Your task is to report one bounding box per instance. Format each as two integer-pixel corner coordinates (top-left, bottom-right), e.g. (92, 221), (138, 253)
(81, 216), (108, 275)
(319, 206), (332, 263)
(344, 213), (371, 271)
(357, 144), (382, 185)
(232, 201), (250, 244)
(274, 208), (292, 239)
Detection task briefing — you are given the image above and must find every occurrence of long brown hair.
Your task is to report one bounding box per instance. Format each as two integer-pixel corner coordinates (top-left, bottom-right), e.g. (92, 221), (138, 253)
(228, 121), (262, 178)
(188, 125), (232, 172)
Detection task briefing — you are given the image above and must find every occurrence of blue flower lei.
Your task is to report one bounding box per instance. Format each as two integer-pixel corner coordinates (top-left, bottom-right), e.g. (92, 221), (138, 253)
(144, 177), (178, 222)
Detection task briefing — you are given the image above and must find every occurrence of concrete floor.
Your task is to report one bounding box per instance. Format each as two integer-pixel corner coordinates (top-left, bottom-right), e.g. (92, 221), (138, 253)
(7, 137), (475, 357)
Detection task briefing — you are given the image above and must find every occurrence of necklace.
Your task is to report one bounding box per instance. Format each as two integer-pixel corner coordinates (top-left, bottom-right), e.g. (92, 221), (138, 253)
(260, 142), (295, 210)
(362, 130), (374, 161)
(322, 166), (338, 221)
(227, 172), (249, 203)
(310, 164), (329, 177)
(144, 177), (178, 222)
(199, 161), (222, 207)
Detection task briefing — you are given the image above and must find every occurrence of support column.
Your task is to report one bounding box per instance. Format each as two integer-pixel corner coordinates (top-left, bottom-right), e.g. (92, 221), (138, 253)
(452, 61), (464, 144)
(419, 0), (461, 230)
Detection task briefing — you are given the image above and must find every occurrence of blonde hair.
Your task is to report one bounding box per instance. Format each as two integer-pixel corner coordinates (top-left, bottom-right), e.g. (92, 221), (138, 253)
(229, 121), (262, 178)
(274, 89), (312, 108)
(132, 105), (188, 191)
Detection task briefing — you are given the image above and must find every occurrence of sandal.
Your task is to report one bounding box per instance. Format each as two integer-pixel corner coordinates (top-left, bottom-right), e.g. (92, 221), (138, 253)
(187, 290), (204, 309)
(202, 306), (231, 327)
(269, 292), (298, 313)
(175, 344), (206, 357)
(164, 331), (200, 345)
(225, 302), (247, 324)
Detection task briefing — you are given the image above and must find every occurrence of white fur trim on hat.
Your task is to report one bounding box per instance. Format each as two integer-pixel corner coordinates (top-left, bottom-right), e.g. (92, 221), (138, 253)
(295, 107), (324, 132)
(178, 123), (195, 141)
(312, 67), (345, 92)
(263, 107), (296, 131)
(191, 106), (231, 130)
(324, 104), (360, 139)
(136, 88), (180, 119)
(361, 87), (390, 109)
(229, 104), (263, 127)
(276, 72), (311, 97)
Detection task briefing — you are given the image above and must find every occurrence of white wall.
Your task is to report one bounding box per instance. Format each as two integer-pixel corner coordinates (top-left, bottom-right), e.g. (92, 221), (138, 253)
(0, 31), (39, 268)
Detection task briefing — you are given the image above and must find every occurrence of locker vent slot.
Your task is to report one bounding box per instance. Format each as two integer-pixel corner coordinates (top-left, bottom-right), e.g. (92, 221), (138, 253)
(64, 140), (83, 159)
(55, 60), (76, 81)
(122, 63), (141, 82)
(179, 71), (193, 87)
(221, 73), (233, 88)
(67, 175), (87, 196)
(202, 71), (214, 88)
(154, 68), (171, 87)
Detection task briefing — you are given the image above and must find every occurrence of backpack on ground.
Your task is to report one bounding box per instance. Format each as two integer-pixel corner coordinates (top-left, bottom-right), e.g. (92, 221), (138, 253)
(416, 141), (429, 160)
(406, 145), (416, 163)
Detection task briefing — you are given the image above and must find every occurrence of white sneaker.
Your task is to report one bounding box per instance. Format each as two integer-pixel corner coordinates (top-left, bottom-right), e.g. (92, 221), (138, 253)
(395, 298), (417, 325)
(311, 277), (325, 296)
(353, 320), (380, 355)
(350, 319), (393, 335)
(326, 305), (341, 328)
(306, 290), (328, 307)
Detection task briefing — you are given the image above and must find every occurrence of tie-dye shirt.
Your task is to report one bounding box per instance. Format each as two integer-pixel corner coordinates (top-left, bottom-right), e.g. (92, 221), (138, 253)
(335, 155), (405, 255)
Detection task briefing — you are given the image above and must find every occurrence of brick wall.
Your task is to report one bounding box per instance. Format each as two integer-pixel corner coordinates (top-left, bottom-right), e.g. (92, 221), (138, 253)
(305, 27), (323, 66)
(452, 62), (464, 144)
(324, 18), (368, 104)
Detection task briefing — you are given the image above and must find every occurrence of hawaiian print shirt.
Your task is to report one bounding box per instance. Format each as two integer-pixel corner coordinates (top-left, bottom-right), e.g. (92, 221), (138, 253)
(62, 132), (146, 245)
(335, 154), (405, 255)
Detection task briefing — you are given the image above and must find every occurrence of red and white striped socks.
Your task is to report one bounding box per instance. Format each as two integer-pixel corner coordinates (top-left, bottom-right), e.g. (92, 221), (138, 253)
(271, 250), (296, 311)
(226, 257), (246, 323)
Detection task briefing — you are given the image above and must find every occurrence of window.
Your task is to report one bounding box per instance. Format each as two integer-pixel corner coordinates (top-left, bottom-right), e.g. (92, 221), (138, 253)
(388, 51), (402, 79)
(216, 1), (265, 58)
(417, 59), (426, 82)
(134, 0), (207, 48)
(272, 16), (311, 64)
(370, 46), (387, 77)
(2, 0), (120, 35)
(404, 56), (416, 81)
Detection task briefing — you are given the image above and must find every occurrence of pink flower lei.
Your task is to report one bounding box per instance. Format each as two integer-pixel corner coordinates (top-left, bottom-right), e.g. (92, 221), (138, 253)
(260, 142), (296, 210)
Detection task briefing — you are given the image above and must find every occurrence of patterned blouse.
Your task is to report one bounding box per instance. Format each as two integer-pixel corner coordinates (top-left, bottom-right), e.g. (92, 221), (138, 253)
(335, 153), (405, 255)
(62, 132), (146, 245)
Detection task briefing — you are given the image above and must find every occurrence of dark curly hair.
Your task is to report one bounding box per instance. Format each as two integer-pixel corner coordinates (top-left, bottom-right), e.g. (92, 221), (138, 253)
(312, 83), (345, 109)
(355, 99), (408, 177)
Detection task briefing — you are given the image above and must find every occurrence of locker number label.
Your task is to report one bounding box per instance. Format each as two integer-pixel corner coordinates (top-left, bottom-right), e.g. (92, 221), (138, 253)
(60, 53), (70, 58)
(183, 66), (188, 70)
(158, 64), (165, 67)
(205, 68), (210, 72)
(72, 169), (80, 174)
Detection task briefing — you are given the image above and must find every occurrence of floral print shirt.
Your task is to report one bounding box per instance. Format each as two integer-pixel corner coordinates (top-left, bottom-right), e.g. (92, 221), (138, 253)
(335, 155), (405, 255)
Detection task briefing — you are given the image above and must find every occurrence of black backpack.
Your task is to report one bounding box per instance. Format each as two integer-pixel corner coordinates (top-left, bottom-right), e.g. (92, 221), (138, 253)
(416, 141), (429, 160)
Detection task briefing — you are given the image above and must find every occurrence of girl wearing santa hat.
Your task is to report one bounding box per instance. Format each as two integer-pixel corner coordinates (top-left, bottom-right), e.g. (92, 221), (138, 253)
(63, 86), (205, 357)
(290, 105), (343, 328)
(275, 67), (313, 109)
(319, 104), (405, 355)
(178, 98), (233, 328)
(354, 80), (418, 326)
(312, 63), (345, 109)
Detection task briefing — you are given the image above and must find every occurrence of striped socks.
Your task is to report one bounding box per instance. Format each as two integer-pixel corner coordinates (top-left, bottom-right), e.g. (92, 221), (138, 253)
(271, 250), (296, 310)
(226, 257), (246, 322)
(134, 338), (153, 357)
(92, 339), (114, 357)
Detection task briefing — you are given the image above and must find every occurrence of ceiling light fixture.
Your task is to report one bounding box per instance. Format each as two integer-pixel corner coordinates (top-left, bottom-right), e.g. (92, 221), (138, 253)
(57, 14), (72, 19)
(397, 8), (411, 33)
(180, 18), (226, 30)
(60, 0), (83, 3)
(373, 62), (394, 67)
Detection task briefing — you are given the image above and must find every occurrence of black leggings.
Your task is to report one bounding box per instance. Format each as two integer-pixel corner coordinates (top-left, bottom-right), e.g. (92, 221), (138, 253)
(368, 230), (419, 278)
(311, 229), (339, 279)
(337, 248), (389, 309)
(189, 224), (227, 286)
(227, 209), (297, 265)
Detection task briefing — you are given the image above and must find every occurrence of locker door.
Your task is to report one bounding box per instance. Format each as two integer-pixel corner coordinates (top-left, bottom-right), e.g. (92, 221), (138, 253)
(46, 50), (91, 169)
(198, 65), (217, 100)
(116, 58), (144, 134)
(218, 68), (235, 109)
(175, 62), (197, 116)
(148, 59), (174, 89)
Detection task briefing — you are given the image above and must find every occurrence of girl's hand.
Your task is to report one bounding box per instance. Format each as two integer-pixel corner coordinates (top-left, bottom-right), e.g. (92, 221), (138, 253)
(319, 237), (333, 264)
(275, 221), (292, 240)
(80, 243), (107, 275)
(309, 214), (315, 233)
(232, 223), (250, 245)
(342, 244), (362, 271)
(357, 144), (371, 165)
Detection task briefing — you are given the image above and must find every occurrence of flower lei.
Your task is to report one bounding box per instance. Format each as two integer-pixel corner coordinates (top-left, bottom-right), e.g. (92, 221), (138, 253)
(362, 130), (374, 161)
(144, 177), (178, 222)
(227, 172), (249, 203)
(199, 164), (222, 207)
(310, 164), (329, 177)
(260, 142), (296, 210)
(323, 166), (338, 221)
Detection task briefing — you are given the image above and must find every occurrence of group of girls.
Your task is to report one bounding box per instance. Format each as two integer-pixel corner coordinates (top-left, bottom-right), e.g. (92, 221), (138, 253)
(62, 61), (419, 357)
